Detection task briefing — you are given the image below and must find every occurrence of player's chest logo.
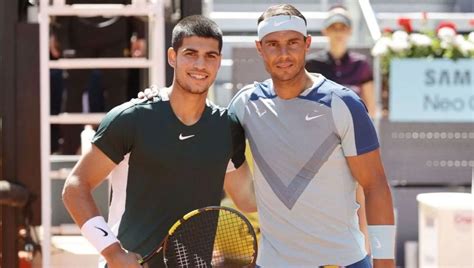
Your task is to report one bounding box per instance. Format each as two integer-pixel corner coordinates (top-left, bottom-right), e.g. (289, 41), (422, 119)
(305, 110), (324, 121)
(179, 133), (195, 140)
(256, 109), (267, 117)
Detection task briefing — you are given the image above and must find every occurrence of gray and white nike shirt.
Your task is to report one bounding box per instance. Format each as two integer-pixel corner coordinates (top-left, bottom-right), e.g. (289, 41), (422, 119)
(228, 74), (379, 266)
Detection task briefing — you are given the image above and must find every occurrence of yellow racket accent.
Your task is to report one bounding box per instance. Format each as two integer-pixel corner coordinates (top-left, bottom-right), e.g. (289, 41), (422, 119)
(139, 206), (258, 267)
(183, 208), (200, 220)
(169, 209), (200, 235)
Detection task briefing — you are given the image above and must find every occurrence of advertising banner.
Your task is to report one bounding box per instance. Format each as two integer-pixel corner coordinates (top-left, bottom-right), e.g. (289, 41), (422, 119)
(389, 59), (474, 122)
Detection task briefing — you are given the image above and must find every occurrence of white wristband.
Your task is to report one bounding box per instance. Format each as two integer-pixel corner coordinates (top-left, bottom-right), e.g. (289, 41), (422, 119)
(81, 216), (119, 253)
(368, 225), (396, 259)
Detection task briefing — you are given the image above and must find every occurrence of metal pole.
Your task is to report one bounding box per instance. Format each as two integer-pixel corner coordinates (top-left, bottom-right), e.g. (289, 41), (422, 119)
(150, 0), (166, 87)
(38, 1), (52, 267)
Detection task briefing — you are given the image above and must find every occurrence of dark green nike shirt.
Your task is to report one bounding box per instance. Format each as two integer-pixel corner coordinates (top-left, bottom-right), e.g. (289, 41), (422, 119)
(92, 95), (245, 267)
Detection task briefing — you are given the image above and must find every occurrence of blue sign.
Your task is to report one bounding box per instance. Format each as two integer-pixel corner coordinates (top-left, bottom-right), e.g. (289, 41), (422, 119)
(389, 59), (474, 122)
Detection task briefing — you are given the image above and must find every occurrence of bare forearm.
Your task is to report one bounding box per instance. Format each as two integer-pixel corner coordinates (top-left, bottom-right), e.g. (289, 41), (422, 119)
(224, 161), (257, 213)
(62, 144), (116, 227)
(364, 182), (396, 268)
(361, 81), (376, 118)
(356, 186), (370, 253)
(62, 177), (102, 227)
(347, 149), (395, 267)
(363, 181), (394, 225)
(225, 177), (256, 212)
(62, 177), (124, 258)
(233, 182), (257, 213)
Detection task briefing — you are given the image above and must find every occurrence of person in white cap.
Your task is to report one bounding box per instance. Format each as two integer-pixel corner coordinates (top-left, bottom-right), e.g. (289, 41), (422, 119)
(306, 5), (376, 118)
(228, 4), (395, 267)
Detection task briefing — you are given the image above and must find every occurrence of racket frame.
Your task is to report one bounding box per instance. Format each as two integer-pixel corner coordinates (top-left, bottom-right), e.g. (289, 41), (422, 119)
(138, 206), (258, 266)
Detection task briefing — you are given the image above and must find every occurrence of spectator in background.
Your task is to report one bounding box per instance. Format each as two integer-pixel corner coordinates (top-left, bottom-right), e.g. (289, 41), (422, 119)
(306, 5), (376, 118)
(50, 33), (65, 153)
(51, 0), (146, 154)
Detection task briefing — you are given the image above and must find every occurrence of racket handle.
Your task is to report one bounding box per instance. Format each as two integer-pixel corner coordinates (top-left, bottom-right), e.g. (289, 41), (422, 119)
(138, 245), (163, 265)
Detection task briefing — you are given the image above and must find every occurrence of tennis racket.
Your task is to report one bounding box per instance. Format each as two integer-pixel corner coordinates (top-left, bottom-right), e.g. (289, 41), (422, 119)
(138, 206), (258, 267)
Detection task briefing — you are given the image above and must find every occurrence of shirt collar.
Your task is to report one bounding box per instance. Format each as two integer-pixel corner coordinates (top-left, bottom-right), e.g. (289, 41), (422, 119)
(327, 50), (350, 65)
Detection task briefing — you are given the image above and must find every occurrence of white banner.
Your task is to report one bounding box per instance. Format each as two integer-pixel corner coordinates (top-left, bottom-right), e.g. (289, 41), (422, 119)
(389, 59), (474, 122)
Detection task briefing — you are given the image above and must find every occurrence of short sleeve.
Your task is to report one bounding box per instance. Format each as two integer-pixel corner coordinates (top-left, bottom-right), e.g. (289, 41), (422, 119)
(228, 110), (246, 170)
(227, 86), (255, 171)
(331, 89), (379, 156)
(92, 102), (136, 164)
(228, 84), (253, 124)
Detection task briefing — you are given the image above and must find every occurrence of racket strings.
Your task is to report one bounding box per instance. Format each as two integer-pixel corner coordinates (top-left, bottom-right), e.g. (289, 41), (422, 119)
(164, 209), (256, 267)
(213, 210), (255, 264)
(173, 238), (191, 267)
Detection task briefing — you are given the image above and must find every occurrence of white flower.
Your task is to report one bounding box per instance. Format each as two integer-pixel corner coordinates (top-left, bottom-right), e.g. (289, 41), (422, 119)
(454, 35), (474, 55)
(440, 40), (451, 49)
(409, 33), (432, 47)
(392, 30), (409, 41)
(459, 41), (474, 55)
(454, 35), (466, 46)
(468, 32), (474, 43)
(371, 37), (390, 56)
(389, 39), (411, 53)
(437, 27), (456, 43)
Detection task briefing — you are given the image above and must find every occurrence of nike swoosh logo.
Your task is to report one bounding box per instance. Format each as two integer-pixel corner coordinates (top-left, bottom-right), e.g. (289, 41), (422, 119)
(373, 237), (382, 249)
(257, 110), (267, 117)
(305, 114), (324, 121)
(179, 134), (195, 140)
(95, 226), (108, 237)
(274, 21), (287, 27)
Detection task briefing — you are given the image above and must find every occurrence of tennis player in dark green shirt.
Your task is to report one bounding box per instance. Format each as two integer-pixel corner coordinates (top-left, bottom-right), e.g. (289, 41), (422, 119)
(63, 15), (255, 268)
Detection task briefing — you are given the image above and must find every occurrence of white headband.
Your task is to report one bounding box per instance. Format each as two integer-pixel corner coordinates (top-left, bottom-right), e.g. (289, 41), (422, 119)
(257, 15), (307, 40)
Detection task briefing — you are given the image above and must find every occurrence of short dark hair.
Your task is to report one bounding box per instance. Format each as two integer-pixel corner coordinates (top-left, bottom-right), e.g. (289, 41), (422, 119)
(257, 4), (307, 26)
(171, 15), (223, 52)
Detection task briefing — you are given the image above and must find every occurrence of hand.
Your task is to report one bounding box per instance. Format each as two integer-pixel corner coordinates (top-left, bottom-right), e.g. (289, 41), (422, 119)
(102, 243), (146, 268)
(107, 252), (143, 268)
(373, 258), (395, 268)
(49, 35), (61, 59)
(130, 37), (146, 58)
(137, 86), (160, 100)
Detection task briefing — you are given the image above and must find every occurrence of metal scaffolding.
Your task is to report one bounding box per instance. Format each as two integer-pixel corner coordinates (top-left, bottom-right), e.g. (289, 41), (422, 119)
(38, 1), (166, 266)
